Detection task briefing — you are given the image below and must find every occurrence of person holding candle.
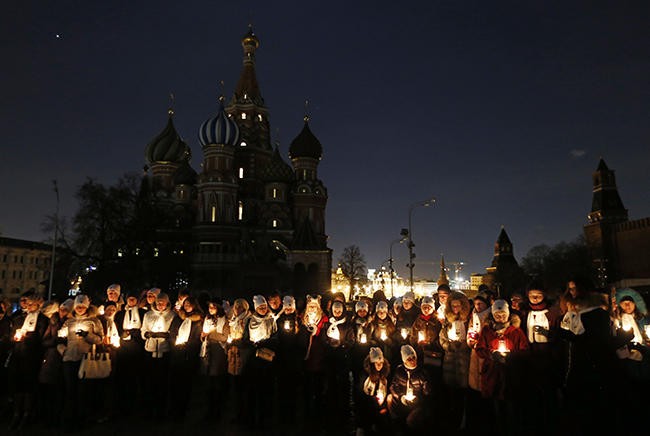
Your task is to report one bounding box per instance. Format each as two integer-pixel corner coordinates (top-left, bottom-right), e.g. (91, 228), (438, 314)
(475, 299), (528, 435)
(396, 292), (420, 339)
(355, 347), (391, 436)
(465, 292), (492, 433)
(266, 290), (283, 318)
(140, 292), (177, 417)
(276, 295), (302, 425)
(240, 295), (277, 430)
(200, 298), (230, 423)
(60, 294), (104, 429)
(298, 294), (328, 430)
(350, 299), (374, 430)
(226, 298), (251, 424)
(519, 280), (563, 435)
(369, 300), (398, 373)
(439, 291), (472, 433)
(387, 344), (431, 434)
(408, 295), (444, 406)
(435, 284), (451, 322)
(113, 291), (146, 416)
(139, 288), (160, 311)
(102, 283), (124, 313)
(6, 290), (48, 431)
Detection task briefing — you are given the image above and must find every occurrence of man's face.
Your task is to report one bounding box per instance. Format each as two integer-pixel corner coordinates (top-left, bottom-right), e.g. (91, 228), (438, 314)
(404, 355), (417, 370)
(474, 300), (487, 312)
(19, 297), (28, 309)
(438, 292), (449, 304)
(356, 308), (368, 318)
(268, 296), (281, 310)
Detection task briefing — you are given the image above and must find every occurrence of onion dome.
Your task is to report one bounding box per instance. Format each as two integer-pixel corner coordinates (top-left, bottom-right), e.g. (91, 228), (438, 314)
(199, 99), (240, 146)
(261, 146), (295, 182)
(173, 158), (197, 185)
(289, 117), (323, 160)
(145, 110), (190, 164)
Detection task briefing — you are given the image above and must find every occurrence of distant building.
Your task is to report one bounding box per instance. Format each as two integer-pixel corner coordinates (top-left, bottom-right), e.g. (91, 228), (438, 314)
(138, 27), (332, 299)
(584, 158), (650, 290)
(483, 227), (526, 298)
(0, 237), (51, 301)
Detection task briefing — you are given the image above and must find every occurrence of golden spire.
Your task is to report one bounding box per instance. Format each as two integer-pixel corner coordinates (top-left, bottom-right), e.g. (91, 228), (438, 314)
(437, 254), (449, 286)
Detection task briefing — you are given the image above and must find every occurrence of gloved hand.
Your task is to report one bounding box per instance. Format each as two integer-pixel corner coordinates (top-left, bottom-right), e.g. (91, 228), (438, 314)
(533, 325), (549, 337)
(76, 330), (89, 338)
(492, 350), (507, 364)
(144, 331), (153, 339)
(154, 331), (169, 339)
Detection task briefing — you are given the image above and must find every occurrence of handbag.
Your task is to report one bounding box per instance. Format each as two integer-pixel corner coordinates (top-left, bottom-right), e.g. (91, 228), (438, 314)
(78, 344), (112, 379)
(255, 347), (275, 362)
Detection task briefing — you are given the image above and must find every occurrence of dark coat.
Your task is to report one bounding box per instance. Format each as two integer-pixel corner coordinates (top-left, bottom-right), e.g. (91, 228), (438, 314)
(409, 314), (444, 367)
(39, 312), (67, 385)
(9, 311), (49, 391)
(389, 364), (431, 408)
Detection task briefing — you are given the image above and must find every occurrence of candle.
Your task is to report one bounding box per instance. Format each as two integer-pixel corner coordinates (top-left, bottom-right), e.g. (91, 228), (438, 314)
(380, 329), (387, 341)
(111, 334), (121, 348)
(418, 331), (425, 343)
(645, 325), (650, 339)
(203, 319), (215, 334)
(284, 320), (291, 331)
(401, 329), (408, 340)
(360, 333), (367, 344)
(449, 324), (458, 341)
(376, 389), (385, 405)
(14, 329), (25, 341)
(404, 385), (415, 402)
(153, 318), (164, 333)
(175, 337), (187, 346)
(496, 339), (509, 354)
(227, 335), (233, 344)
(58, 326), (69, 338)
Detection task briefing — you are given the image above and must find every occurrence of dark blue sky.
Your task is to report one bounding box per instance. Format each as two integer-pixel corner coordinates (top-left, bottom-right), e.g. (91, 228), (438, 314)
(1, 1), (649, 281)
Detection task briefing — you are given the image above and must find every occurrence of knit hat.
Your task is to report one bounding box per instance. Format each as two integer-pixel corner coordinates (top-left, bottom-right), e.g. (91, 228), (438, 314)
(73, 294), (90, 309)
(369, 347), (384, 363)
(355, 300), (368, 312)
(376, 301), (388, 312)
(400, 344), (417, 363)
(282, 295), (296, 310)
(403, 292), (415, 303)
(60, 298), (74, 312)
(148, 288), (161, 297)
(421, 296), (434, 308)
(331, 300), (344, 311)
(491, 299), (509, 317)
(156, 293), (170, 304)
(473, 293), (490, 306)
(107, 283), (121, 296)
(253, 295), (267, 310)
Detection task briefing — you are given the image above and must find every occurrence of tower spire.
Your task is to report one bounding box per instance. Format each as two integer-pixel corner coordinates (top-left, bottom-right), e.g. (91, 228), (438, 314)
(437, 254), (449, 286)
(233, 25), (263, 105)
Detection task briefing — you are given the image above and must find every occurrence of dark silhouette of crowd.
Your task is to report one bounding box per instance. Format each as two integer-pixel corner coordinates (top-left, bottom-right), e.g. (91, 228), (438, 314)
(1, 278), (649, 436)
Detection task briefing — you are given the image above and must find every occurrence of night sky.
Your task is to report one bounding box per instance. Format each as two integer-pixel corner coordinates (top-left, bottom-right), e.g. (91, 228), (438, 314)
(2, 1), (649, 281)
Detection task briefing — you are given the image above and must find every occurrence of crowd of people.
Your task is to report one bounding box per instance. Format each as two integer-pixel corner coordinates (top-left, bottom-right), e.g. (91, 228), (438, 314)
(0, 278), (649, 436)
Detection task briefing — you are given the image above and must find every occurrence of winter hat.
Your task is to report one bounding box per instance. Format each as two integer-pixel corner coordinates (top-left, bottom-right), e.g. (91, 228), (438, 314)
(107, 283), (121, 296)
(253, 295), (267, 310)
(491, 299), (509, 318)
(41, 301), (59, 318)
(421, 296), (435, 308)
(355, 300), (369, 312)
(403, 292), (415, 303)
(73, 294), (90, 309)
(331, 300), (344, 311)
(376, 301), (388, 312)
(369, 347), (384, 363)
(60, 298), (74, 312)
(148, 288), (161, 297)
(619, 295), (635, 304)
(400, 344), (417, 363)
(156, 293), (170, 304)
(282, 295), (296, 310)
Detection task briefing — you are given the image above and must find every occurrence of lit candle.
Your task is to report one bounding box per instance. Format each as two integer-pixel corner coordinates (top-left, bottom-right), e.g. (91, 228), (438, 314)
(645, 325), (650, 339)
(153, 318), (164, 333)
(496, 339), (509, 354)
(376, 389), (385, 405)
(227, 335), (233, 344)
(58, 326), (69, 338)
(284, 320), (291, 331)
(448, 324), (458, 341)
(14, 329), (25, 341)
(203, 319), (215, 335)
(380, 329), (387, 341)
(360, 333), (367, 344)
(401, 329), (408, 340)
(111, 334), (121, 348)
(418, 331), (425, 343)
(404, 385), (416, 402)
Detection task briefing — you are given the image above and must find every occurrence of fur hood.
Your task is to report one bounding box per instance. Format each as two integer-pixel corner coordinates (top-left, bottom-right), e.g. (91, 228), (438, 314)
(487, 312), (521, 330)
(178, 310), (202, 322)
(445, 291), (471, 323)
(363, 354), (391, 381)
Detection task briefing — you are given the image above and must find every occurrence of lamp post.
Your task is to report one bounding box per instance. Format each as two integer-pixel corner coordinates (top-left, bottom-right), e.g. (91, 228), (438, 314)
(389, 235), (407, 299)
(48, 180), (59, 301)
(407, 197), (436, 292)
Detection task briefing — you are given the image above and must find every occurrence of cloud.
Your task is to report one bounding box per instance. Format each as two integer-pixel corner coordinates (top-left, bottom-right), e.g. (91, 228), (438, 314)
(569, 149), (586, 158)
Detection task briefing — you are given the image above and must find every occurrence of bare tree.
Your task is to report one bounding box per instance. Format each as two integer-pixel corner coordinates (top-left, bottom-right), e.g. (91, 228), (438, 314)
(338, 245), (367, 296)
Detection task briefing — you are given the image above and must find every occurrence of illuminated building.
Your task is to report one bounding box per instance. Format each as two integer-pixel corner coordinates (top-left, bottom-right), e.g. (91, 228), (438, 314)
(0, 237), (51, 300)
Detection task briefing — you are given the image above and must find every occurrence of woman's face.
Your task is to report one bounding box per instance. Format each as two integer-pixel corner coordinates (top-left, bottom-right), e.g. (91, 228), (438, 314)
(156, 299), (168, 311)
(256, 304), (268, 316)
(74, 305), (88, 316)
(620, 300), (636, 314)
(402, 300), (413, 310)
(493, 311), (508, 323)
(284, 307), (295, 315)
(421, 304), (433, 316)
(376, 309), (387, 320)
(373, 360), (384, 372)
(147, 292), (157, 303)
(474, 300), (487, 313)
(104, 305), (117, 318)
(126, 296), (138, 307)
(332, 304), (343, 318)
(528, 290), (545, 304)
(183, 299), (194, 313)
(450, 300), (462, 314)
(208, 303), (217, 315)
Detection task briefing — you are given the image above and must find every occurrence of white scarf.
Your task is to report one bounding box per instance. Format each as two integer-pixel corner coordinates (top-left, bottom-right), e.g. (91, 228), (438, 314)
(527, 309), (550, 343)
(363, 377), (388, 405)
(105, 317), (120, 346)
(123, 306), (142, 330)
(560, 310), (584, 335)
(327, 316), (347, 340)
(176, 317), (193, 345)
(248, 312), (275, 343)
(469, 307), (490, 336)
(448, 320), (466, 341)
(229, 311), (249, 341)
(21, 311), (39, 332)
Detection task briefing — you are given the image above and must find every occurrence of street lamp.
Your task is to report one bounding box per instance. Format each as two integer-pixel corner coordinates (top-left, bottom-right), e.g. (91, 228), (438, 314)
(389, 235), (407, 299)
(48, 180), (59, 301)
(407, 197), (436, 292)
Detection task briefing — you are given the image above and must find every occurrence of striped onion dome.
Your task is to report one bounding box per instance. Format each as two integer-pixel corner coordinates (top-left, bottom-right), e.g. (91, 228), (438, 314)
(145, 111), (190, 164)
(199, 100), (240, 147)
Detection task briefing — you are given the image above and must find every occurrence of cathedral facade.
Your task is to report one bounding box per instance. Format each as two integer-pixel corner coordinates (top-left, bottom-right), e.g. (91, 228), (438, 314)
(141, 27), (331, 299)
